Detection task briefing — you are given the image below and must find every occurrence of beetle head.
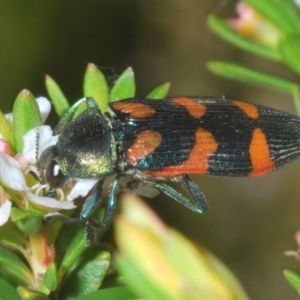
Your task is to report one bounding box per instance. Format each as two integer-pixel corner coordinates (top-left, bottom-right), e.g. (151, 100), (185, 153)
(38, 145), (68, 188)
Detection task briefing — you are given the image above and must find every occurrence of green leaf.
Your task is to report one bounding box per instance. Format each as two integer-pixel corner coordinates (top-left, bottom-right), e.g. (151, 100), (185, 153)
(293, 86), (300, 117)
(57, 207), (106, 280)
(83, 63), (109, 113)
(58, 225), (86, 280)
(50, 212), (81, 262)
(45, 75), (70, 117)
(0, 277), (21, 300)
(110, 67), (135, 101)
(54, 208), (104, 273)
(60, 251), (110, 300)
(0, 223), (29, 252)
(78, 286), (136, 300)
(293, 86), (300, 116)
(115, 195), (249, 300)
(207, 61), (298, 94)
(0, 243), (34, 287)
(283, 269), (300, 295)
(197, 246), (249, 300)
(243, 0), (300, 36)
(0, 110), (14, 150)
(10, 208), (43, 236)
(12, 90), (42, 153)
(207, 15), (280, 61)
(115, 256), (167, 300)
(40, 261), (58, 293)
(147, 82), (171, 99)
(279, 36), (300, 74)
(17, 286), (49, 300)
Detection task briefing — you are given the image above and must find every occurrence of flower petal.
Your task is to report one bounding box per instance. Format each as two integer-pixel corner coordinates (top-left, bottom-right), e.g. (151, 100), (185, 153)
(36, 97), (51, 123)
(23, 126), (59, 164)
(0, 200), (12, 226)
(0, 152), (28, 190)
(5, 112), (13, 125)
(27, 192), (76, 211)
(0, 138), (14, 156)
(228, 2), (281, 48)
(67, 178), (98, 201)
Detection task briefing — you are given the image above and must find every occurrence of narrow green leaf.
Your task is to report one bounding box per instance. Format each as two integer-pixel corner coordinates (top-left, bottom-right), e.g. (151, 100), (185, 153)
(83, 63), (109, 113)
(116, 195), (248, 300)
(147, 82), (171, 99)
(17, 286), (49, 300)
(110, 67), (135, 101)
(60, 251), (110, 299)
(207, 61), (298, 94)
(56, 208), (106, 280)
(0, 277), (21, 300)
(115, 255), (168, 300)
(279, 36), (300, 74)
(57, 208), (105, 280)
(10, 208), (43, 236)
(58, 226), (86, 280)
(40, 261), (58, 293)
(197, 246), (249, 300)
(243, 0), (300, 36)
(0, 110), (14, 149)
(283, 269), (300, 294)
(0, 243), (34, 287)
(45, 75), (70, 117)
(293, 86), (300, 117)
(207, 15), (280, 61)
(78, 286), (136, 300)
(12, 90), (42, 153)
(0, 221), (29, 251)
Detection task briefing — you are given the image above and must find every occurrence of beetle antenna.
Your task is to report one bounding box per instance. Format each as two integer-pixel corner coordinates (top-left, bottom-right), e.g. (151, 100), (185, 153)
(29, 127), (43, 184)
(35, 127), (40, 166)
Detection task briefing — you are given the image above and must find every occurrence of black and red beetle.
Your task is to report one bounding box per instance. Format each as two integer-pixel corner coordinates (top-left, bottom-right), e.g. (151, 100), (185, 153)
(38, 96), (300, 240)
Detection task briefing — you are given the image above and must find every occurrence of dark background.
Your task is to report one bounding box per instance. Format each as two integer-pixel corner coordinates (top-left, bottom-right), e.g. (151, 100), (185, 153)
(1, 1), (300, 299)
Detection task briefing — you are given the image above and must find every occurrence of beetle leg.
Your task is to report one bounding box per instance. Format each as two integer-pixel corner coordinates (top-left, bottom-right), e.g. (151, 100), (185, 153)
(139, 176), (209, 214)
(182, 175), (209, 214)
(84, 175), (122, 244)
(43, 212), (79, 226)
(43, 178), (104, 243)
(100, 174), (122, 229)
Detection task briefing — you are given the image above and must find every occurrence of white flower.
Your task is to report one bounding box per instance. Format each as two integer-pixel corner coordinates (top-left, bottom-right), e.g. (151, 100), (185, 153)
(0, 95), (100, 226)
(0, 151), (76, 213)
(36, 97), (51, 123)
(0, 190), (11, 226)
(0, 96), (75, 226)
(23, 125), (59, 164)
(67, 179), (99, 201)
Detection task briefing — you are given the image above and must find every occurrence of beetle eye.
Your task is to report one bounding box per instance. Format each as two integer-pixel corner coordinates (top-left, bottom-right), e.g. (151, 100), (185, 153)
(46, 160), (67, 188)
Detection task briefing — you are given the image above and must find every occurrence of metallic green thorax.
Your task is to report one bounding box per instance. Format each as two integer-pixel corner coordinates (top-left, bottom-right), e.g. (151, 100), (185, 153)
(39, 98), (114, 181)
(57, 108), (113, 178)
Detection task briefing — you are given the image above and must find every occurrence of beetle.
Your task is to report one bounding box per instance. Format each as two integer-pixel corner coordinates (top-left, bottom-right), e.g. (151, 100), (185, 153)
(38, 96), (300, 241)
